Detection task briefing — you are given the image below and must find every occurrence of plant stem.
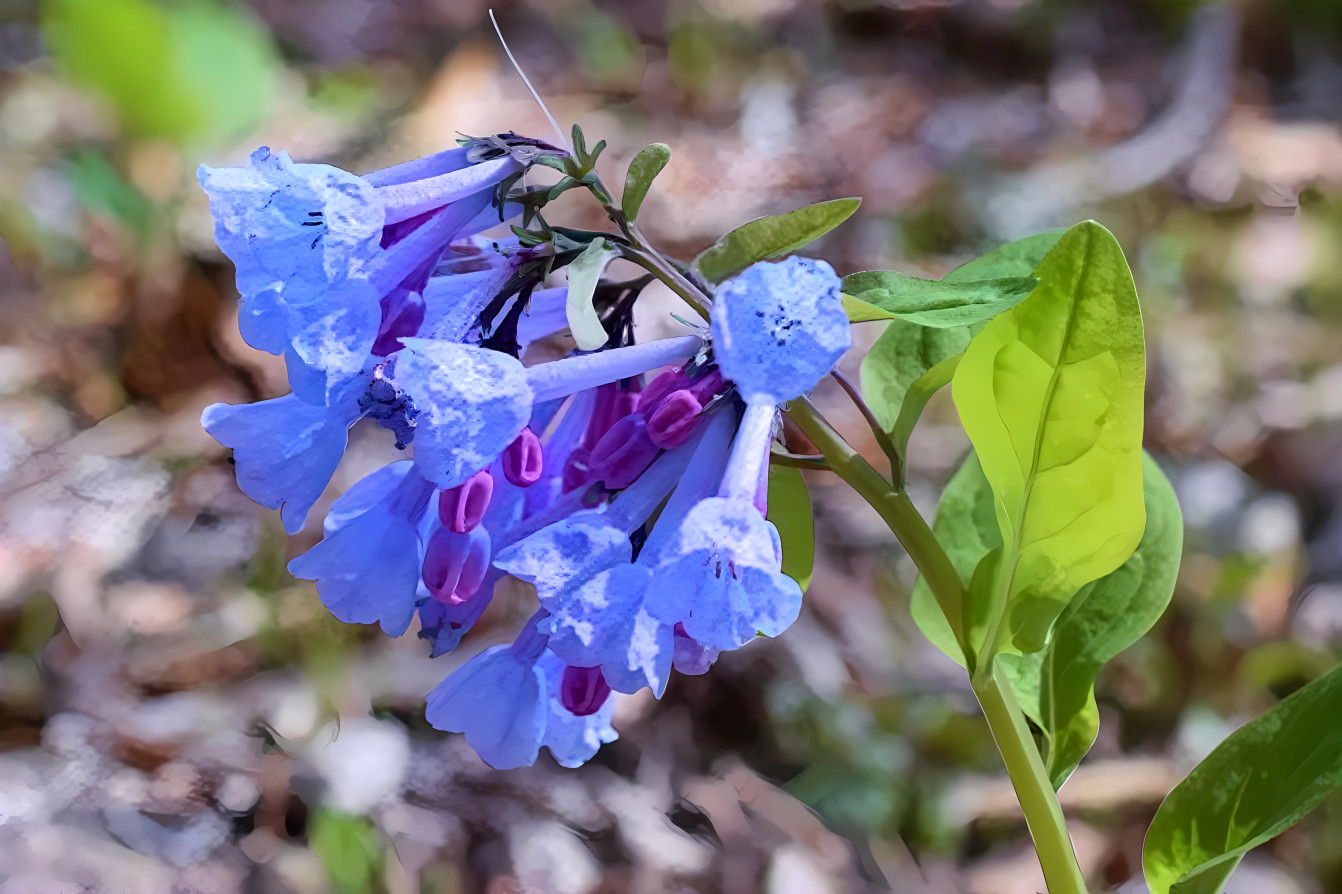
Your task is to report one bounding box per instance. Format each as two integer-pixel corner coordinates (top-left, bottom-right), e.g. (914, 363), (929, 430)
(829, 369), (902, 473)
(786, 397), (1087, 894)
(786, 398), (966, 645)
(975, 663), (1089, 894)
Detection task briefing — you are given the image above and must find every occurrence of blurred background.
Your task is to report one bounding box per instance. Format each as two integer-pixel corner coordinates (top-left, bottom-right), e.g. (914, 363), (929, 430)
(1, 0), (1341, 891)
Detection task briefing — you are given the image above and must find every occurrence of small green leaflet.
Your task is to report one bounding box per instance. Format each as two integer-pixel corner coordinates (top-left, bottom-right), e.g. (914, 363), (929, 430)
(909, 452), (1001, 666)
(950, 220), (1147, 663)
(766, 465), (815, 590)
(1143, 662), (1342, 894)
(695, 198), (860, 284)
(621, 143), (671, 221)
(840, 271), (1037, 327)
(1002, 453), (1183, 789)
(566, 237), (619, 350)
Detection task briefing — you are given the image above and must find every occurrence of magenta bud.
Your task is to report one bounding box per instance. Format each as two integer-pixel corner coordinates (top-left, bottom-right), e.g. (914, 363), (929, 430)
(637, 368), (688, 412)
(422, 527), (491, 605)
(646, 390), (703, 448)
(561, 447), (591, 493)
(559, 665), (611, 716)
(502, 428), (543, 487)
(587, 414), (659, 490)
(687, 369), (725, 403)
(437, 470), (494, 533)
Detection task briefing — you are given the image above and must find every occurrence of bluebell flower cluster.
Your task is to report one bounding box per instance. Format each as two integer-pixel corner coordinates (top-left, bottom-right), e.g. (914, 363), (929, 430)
(202, 135), (851, 770)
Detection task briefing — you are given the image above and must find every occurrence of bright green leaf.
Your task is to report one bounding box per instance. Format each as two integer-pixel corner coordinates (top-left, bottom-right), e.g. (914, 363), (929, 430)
(695, 198), (860, 284)
(1002, 453), (1183, 789)
(888, 354), (960, 476)
(841, 271), (1038, 327)
(622, 143), (670, 221)
(951, 220), (1147, 664)
(565, 237), (618, 350)
(766, 464), (815, 590)
(1143, 662), (1342, 894)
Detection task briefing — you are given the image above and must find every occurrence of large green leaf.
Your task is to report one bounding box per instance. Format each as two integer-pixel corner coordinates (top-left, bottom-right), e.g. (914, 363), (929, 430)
(1143, 662), (1342, 894)
(841, 271), (1037, 327)
(621, 143), (671, 221)
(695, 198), (860, 284)
(950, 220), (1147, 663)
(909, 452), (1000, 666)
(565, 237), (619, 350)
(1003, 453), (1183, 789)
(766, 464), (815, 590)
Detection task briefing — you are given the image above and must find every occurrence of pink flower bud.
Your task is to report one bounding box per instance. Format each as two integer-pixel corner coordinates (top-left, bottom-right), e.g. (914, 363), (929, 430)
(437, 470), (493, 533)
(502, 428), (543, 487)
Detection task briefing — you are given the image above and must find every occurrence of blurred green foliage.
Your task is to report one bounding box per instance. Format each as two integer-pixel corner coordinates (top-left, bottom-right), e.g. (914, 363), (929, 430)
(43, 0), (276, 146)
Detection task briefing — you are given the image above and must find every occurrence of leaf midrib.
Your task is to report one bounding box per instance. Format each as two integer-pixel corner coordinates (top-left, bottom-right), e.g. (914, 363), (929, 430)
(981, 229), (1096, 663)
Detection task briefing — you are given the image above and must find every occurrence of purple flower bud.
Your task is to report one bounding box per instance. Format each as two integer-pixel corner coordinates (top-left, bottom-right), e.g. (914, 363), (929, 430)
(422, 526), (491, 605)
(587, 414), (660, 490)
(502, 428), (544, 487)
(438, 470), (494, 532)
(646, 390), (703, 448)
(559, 665), (612, 716)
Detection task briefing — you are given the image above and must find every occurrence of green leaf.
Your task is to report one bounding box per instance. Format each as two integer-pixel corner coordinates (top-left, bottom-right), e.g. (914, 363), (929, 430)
(1143, 662), (1342, 894)
(950, 220), (1147, 665)
(43, 0), (275, 146)
(841, 271), (1038, 327)
(308, 808), (381, 894)
(766, 464), (814, 590)
(943, 229), (1067, 283)
(888, 354), (960, 476)
(1001, 453), (1183, 789)
(621, 143), (671, 221)
(565, 237), (619, 350)
(861, 321), (970, 451)
(910, 452), (1001, 666)
(842, 293), (895, 323)
(695, 198), (860, 284)
(857, 229), (1065, 464)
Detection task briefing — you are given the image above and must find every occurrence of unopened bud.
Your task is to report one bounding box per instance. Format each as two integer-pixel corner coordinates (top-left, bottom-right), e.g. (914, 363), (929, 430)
(559, 665), (611, 716)
(438, 470), (493, 532)
(502, 428), (543, 487)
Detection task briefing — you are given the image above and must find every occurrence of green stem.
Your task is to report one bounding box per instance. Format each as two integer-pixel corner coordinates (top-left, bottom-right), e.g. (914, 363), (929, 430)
(786, 399), (966, 647)
(975, 663), (1089, 894)
(786, 397), (1087, 894)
